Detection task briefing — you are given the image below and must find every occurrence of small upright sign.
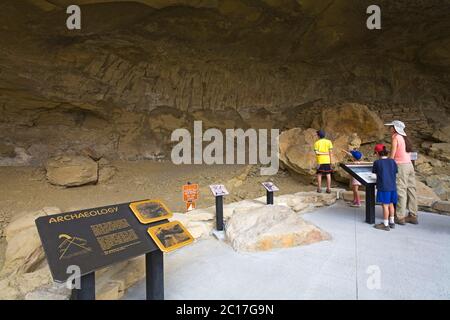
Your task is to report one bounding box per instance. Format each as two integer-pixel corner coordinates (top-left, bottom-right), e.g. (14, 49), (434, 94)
(262, 182), (279, 205)
(209, 184), (228, 232)
(262, 182), (279, 192)
(183, 183), (199, 212)
(209, 184), (229, 197)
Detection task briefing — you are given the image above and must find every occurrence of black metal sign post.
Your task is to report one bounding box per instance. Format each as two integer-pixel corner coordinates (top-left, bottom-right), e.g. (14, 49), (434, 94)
(365, 184), (376, 224)
(35, 201), (168, 300)
(262, 182), (279, 205)
(146, 250), (164, 300)
(70, 272), (95, 300)
(340, 163), (376, 224)
(266, 190), (274, 205)
(215, 195), (224, 231)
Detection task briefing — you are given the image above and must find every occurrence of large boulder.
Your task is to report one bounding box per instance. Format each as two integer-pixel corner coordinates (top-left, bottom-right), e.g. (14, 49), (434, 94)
(279, 128), (348, 179)
(311, 103), (385, 144)
(432, 125), (450, 143)
(225, 205), (330, 252)
(45, 155), (98, 187)
(2, 207), (61, 276)
(416, 180), (440, 208)
(425, 175), (450, 201)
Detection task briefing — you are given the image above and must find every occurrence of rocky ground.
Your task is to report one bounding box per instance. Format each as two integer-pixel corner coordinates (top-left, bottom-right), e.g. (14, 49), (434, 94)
(0, 160), (315, 271)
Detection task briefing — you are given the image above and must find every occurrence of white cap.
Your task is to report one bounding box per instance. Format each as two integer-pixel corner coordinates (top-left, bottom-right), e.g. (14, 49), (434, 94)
(384, 120), (407, 136)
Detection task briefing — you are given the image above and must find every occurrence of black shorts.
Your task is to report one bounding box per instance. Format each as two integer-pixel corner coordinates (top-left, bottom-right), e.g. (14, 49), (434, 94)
(317, 164), (333, 175)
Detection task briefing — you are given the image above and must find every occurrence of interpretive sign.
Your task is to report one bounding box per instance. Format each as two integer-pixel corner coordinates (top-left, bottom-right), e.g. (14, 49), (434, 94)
(209, 184), (229, 197)
(262, 182), (279, 192)
(340, 163), (376, 224)
(35, 201), (167, 283)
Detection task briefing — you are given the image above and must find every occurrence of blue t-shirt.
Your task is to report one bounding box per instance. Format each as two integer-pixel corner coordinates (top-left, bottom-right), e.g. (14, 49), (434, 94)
(372, 158), (398, 192)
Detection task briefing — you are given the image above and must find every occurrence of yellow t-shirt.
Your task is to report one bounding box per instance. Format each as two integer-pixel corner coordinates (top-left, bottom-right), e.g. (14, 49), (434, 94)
(314, 138), (333, 164)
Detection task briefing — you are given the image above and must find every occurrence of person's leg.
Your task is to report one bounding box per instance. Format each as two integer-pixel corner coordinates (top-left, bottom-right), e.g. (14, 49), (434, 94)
(395, 164), (408, 223)
(388, 203), (395, 228)
(405, 163), (419, 223)
(354, 185), (360, 204)
(326, 173), (331, 192)
(375, 202), (390, 231)
(317, 173), (322, 192)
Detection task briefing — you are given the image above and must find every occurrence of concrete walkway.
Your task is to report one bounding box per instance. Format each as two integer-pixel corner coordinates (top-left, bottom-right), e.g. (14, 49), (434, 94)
(124, 201), (450, 300)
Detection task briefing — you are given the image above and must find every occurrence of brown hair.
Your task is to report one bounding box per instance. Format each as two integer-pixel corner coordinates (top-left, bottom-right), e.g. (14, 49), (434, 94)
(377, 146), (389, 157)
(404, 131), (414, 152)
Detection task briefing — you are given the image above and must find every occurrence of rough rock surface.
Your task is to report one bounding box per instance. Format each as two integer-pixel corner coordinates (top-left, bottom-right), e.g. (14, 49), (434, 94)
(279, 128), (349, 180)
(311, 103), (385, 144)
(428, 143), (450, 162)
(45, 156), (99, 187)
(432, 201), (450, 215)
(425, 175), (450, 201)
(432, 125), (450, 143)
(0, 1), (449, 164)
(226, 205), (330, 252)
(416, 180), (441, 208)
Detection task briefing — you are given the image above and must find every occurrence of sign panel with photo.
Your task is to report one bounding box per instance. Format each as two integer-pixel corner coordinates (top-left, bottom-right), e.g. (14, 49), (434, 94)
(262, 182), (279, 192)
(147, 221), (194, 253)
(129, 200), (173, 224)
(209, 184), (229, 197)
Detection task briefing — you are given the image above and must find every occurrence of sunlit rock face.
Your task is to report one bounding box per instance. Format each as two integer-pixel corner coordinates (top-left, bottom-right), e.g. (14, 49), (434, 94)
(0, 0), (449, 164)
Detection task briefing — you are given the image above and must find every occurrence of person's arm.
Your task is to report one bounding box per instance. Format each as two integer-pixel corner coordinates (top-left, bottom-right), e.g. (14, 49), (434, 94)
(329, 149), (333, 164)
(341, 149), (352, 156)
(390, 136), (398, 159)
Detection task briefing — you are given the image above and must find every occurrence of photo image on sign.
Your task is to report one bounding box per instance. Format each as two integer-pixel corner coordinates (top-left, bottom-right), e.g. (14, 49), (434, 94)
(262, 182), (279, 192)
(209, 184), (229, 196)
(129, 200), (173, 224)
(147, 221), (194, 253)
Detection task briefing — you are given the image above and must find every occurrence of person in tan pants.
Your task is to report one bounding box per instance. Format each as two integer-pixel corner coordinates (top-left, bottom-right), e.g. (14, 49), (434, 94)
(385, 120), (418, 225)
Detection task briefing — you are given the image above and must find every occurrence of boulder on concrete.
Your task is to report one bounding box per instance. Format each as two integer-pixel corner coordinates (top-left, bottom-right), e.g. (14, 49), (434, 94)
(225, 205), (330, 252)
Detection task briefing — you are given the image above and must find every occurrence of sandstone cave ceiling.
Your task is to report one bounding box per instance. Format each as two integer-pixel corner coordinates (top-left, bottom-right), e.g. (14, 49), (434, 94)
(0, 0), (449, 163)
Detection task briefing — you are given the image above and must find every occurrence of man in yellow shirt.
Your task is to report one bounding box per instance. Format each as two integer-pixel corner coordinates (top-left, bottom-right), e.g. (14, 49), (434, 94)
(314, 130), (333, 193)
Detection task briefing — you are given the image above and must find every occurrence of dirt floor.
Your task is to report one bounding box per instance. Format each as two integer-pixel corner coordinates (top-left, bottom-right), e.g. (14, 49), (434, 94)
(0, 160), (320, 270)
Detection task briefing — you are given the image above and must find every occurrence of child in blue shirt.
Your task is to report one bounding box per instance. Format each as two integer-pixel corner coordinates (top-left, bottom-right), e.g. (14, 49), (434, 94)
(372, 144), (398, 231)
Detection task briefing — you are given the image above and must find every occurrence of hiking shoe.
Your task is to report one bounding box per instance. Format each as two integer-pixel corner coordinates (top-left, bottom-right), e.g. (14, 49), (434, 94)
(350, 202), (361, 207)
(326, 189), (331, 194)
(317, 188), (322, 193)
(405, 215), (418, 225)
(389, 222), (395, 229)
(394, 217), (406, 225)
(374, 223), (390, 231)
